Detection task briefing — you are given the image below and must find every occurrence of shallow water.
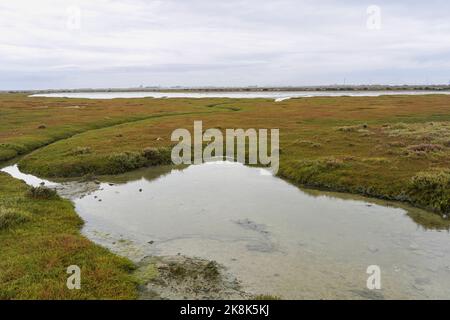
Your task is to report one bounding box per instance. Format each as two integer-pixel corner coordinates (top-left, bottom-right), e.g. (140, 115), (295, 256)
(1, 164), (57, 188)
(31, 90), (450, 100)
(2, 162), (450, 299)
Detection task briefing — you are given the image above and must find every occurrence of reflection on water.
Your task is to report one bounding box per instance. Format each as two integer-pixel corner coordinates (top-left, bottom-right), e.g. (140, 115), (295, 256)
(2, 162), (450, 299)
(31, 90), (450, 100)
(1, 164), (57, 187)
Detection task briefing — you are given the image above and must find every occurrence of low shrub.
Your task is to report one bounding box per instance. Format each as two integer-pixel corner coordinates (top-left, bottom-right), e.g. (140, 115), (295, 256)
(107, 152), (147, 173)
(0, 207), (30, 230)
(285, 157), (345, 185)
(409, 169), (450, 214)
(383, 122), (450, 146)
(142, 147), (172, 166)
(27, 186), (58, 199)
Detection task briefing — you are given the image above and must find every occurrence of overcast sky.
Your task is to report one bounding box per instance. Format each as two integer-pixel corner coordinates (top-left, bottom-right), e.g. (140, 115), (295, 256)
(1, 0), (449, 90)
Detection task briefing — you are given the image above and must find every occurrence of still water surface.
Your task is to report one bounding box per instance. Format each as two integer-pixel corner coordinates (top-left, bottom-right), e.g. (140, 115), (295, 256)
(31, 90), (450, 101)
(2, 162), (450, 299)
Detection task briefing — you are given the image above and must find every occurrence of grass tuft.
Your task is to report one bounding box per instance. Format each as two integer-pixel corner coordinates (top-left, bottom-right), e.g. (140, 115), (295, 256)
(0, 207), (30, 230)
(142, 147), (172, 166)
(107, 152), (147, 174)
(409, 169), (450, 214)
(27, 186), (58, 200)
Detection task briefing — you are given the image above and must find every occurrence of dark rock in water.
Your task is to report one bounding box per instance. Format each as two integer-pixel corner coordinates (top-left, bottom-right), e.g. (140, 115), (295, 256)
(98, 199), (102, 202)
(234, 218), (267, 233)
(94, 180), (101, 185)
(234, 219), (277, 253)
(246, 241), (276, 253)
(40, 182), (45, 186)
(139, 189), (143, 192)
(109, 183), (114, 186)
(148, 240), (154, 244)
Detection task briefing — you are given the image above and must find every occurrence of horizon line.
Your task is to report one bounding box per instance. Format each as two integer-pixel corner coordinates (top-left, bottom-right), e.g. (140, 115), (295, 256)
(3, 84), (450, 93)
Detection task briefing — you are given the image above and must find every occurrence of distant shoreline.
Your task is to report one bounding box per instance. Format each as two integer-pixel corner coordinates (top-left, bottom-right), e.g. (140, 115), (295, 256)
(3, 85), (450, 94)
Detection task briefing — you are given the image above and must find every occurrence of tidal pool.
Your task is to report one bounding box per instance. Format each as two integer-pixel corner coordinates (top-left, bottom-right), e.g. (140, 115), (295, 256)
(2, 162), (450, 299)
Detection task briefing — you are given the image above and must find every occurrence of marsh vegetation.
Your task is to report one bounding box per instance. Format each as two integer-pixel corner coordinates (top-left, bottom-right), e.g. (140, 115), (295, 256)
(1, 93), (449, 299)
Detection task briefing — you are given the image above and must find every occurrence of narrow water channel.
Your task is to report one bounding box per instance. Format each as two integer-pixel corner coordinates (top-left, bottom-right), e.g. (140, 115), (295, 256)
(32, 90), (450, 100)
(2, 162), (450, 299)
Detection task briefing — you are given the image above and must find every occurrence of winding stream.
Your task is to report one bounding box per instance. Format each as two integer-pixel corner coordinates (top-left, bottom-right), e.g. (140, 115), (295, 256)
(2, 162), (450, 299)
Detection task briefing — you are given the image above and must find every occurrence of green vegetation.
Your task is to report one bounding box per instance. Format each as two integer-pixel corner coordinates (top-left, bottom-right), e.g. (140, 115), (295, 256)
(16, 94), (449, 216)
(409, 169), (450, 214)
(27, 186), (58, 200)
(1, 93), (450, 299)
(0, 207), (30, 230)
(0, 93), (213, 162)
(0, 173), (137, 299)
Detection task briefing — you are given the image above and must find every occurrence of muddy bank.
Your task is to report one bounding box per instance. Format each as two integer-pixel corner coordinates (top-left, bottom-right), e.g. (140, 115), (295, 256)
(135, 255), (250, 300)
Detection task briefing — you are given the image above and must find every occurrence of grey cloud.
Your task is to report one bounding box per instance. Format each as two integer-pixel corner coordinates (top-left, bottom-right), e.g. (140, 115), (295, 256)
(0, 0), (449, 89)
